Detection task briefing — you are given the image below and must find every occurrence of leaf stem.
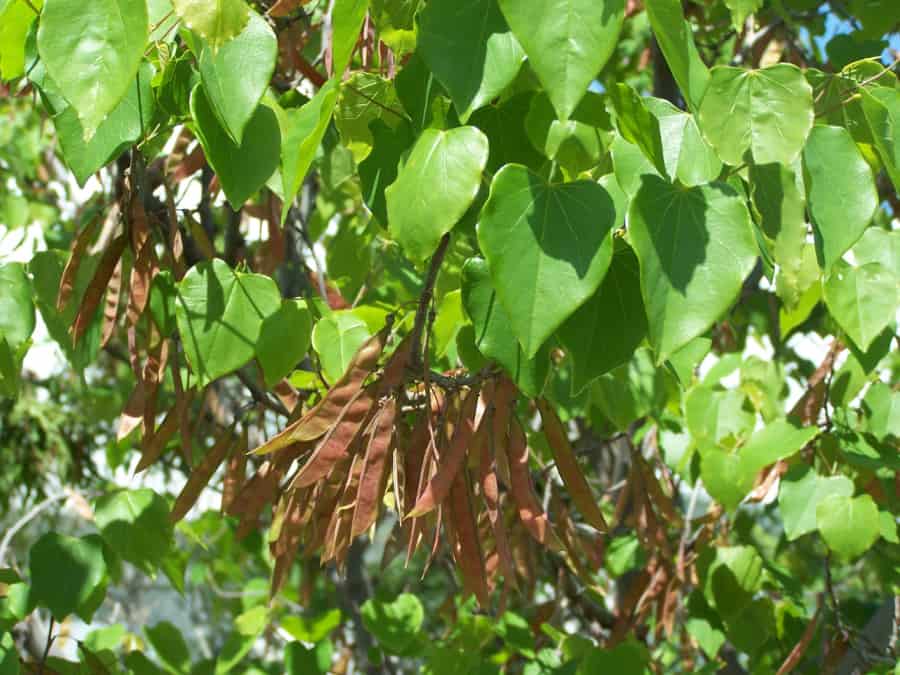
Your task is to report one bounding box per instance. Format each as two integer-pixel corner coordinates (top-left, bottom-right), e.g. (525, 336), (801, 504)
(21, 0), (39, 15)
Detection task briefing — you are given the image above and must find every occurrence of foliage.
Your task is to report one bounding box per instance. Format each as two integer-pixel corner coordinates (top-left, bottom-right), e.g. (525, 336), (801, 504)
(0, 0), (899, 672)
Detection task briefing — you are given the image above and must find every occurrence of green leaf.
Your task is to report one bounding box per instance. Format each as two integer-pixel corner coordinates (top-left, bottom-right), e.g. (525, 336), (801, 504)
(498, 0), (625, 120)
(175, 259), (282, 385)
(256, 299), (313, 387)
(0, 262), (34, 348)
(0, 631), (19, 675)
(370, 0), (420, 54)
(863, 382), (900, 441)
(37, 0), (148, 138)
(216, 609), (267, 673)
(700, 449), (754, 512)
(29, 533), (107, 622)
(724, 0), (762, 30)
(477, 164), (617, 358)
(332, 0), (369, 76)
(281, 609), (342, 643)
(335, 72), (404, 161)
(286, 640), (333, 674)
(608, 84), (668, 178)
(279, 79), (339, 223)
(194, 9), (276, 145)
(385, 126), (488, 260)
(146, 621), (192, 674)
(93, 488), (173, 575)
(686, 386), (755, 451)
(703, 419), (818, 511)
(611, 133), (659, 199)
(525, 91), (612, 176)
(605, 535), (645, 576)
(0, 0), (39, 81)
(816, 493), (880, 559)
(804, 125), (878, 270)
(190, 85), (281, 209)
(311, 311), (371, 384)
(470, 92), (546, 174)
(172, 0), (249, 51)
(644, 0), (710, 111)
(778, 465), (854, 541)
(578, 640), (651, 674)
(418, 0), (525, 122)
(29, 249), (101, 371)
(644, 97), (722, 186)
(558, 202), (646, 394)
(359, 119), (414, 226)
(698, 64), (813, 166)
(824, 227), (900, 351)
(360, 593), (424, 656)
(54, 61), (155, 187)
(628, 176), (757, 361)
(739, 419), (819, 474)
(591, 347), (669, 431)
(698, 545), (763, 622)
(858, 86), (900, 193)
(461, 257), (550, 397)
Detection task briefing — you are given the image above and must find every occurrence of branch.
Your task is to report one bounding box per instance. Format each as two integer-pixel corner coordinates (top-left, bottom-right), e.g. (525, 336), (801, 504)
(0, 493), (68, 565)
(409, 233), (451, 372)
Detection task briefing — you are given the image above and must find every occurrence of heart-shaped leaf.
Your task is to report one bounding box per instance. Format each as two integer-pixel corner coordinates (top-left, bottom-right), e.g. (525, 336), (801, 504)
(54, 62), (155, 186)
(816, 493), (880, 559)
(29, 533), (108, 622)
(628, 175), (757, 361)
(190, 85), (281, 209)
(279, 79), (339, 222)
(645, 0), (709, 111)
(386, 126), (488, 260)
(558, 232), (647, 394)
(257, 299), (313, 387)
(498, 0), (625, 120)
(175, 259), (282, 385)
(804, 125), (878, 270)
(698, 64), (813, 166)
(824, 227), (900, 351)
(37, 0), (148, 138)
(477, 164), (618, 358)
(172, 0), (249, 51)
(419, 0), (525, 122)
(779, 465), (854, 541)
(193, 9), (276, 145)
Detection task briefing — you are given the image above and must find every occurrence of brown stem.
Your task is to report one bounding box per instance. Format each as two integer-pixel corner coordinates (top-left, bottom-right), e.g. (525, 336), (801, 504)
(38, 617), (55, 675)
(409, 233), (451, 372)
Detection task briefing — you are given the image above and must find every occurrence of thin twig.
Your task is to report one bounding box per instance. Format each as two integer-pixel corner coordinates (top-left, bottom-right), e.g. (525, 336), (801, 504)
(38, 617), (55, 675)
(21, 0), (39, 14)
(824, 551), (846, 635)
(236, 370), (290, 417)
(409, 233), (451, 372)
(0, 493), (68, 565)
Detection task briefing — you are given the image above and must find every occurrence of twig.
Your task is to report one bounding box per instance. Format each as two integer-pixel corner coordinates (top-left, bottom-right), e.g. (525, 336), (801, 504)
(38, 617), (55, 675)
(824, 551), (846, 635)
(409, 233), (451, 372)
(776, 594), (822, 675)
(0, 493), (69, 565)
(236, 370), (290, 417)
(21, 0), (39, 14)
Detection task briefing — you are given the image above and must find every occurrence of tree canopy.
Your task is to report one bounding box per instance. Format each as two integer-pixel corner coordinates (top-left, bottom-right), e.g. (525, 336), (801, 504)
(0, 0), (898, 673)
